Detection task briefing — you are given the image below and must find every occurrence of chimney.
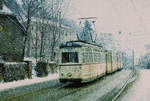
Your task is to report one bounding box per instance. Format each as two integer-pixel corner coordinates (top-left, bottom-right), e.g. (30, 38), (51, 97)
(0, 0), (3, 10)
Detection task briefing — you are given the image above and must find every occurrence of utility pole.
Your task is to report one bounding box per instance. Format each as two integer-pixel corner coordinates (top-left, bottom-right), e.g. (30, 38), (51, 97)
(132, 49), (135, 69)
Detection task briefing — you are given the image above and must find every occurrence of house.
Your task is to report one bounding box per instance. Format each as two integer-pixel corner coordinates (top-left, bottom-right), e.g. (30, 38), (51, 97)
(0, 0), (25, 62)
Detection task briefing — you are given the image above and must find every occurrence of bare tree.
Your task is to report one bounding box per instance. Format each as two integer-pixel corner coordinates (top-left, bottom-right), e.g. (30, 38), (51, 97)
(29, 0), (70, 61)
(37, 0), (61, 61)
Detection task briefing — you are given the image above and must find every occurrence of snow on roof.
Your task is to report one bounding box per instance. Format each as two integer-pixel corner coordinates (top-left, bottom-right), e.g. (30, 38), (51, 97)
(60, 40), (103, 48)
(0, 3), (12, 14)
(0, 11), (13, 15)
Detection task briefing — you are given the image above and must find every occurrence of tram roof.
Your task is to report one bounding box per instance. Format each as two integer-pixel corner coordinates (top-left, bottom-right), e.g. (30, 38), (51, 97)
(60, 40), (103, 48)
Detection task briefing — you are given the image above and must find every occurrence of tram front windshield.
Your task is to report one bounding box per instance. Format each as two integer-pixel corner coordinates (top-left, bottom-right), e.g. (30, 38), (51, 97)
(62, 52), (78, 63)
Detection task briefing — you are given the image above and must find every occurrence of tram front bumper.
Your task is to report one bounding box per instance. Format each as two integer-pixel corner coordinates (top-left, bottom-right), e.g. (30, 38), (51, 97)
(59, 78), (82, 82)
(59, 72), (81, 79)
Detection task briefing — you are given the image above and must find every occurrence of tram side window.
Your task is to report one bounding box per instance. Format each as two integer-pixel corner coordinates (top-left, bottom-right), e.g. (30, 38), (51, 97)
(83, 48), (93, 63)
(101, 54), (105, 63)
(94, 53), (100, 63)
(107, 54), (110, 62)
(98, 53), (102, 63)
(83, 52), (88, 63)
(114, 55), (118, 63)
(94, 53), (97, 63)
(83, 52), (93, 63)
(89, 52), (93, 63)
(108, 54), (112, 63)
(62, 52), (78, 63)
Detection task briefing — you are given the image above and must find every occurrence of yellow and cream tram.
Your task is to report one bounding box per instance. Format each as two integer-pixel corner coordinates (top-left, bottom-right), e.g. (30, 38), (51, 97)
(58, 41), (122, 83)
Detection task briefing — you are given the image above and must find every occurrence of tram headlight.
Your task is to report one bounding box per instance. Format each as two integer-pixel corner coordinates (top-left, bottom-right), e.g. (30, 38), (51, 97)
(67, 73), (72, 77)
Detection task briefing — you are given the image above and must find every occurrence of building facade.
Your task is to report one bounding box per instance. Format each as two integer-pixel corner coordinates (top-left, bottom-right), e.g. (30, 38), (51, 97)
(29, 17), (77, 61)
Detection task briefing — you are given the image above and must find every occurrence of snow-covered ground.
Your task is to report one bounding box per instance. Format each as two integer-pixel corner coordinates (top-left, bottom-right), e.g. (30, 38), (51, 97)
(118, 69), (150, 101)
(0, 73), (59, 91)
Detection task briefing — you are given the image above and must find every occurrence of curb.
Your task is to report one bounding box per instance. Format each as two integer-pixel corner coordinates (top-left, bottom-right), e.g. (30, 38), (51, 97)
(0, 79), (59, 100)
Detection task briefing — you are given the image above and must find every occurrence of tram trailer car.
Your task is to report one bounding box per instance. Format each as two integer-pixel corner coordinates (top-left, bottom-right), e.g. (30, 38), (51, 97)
(58, 41), (122, 83)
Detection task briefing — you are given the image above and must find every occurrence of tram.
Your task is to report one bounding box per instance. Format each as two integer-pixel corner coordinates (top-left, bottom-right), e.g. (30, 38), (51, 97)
(58, 40), (122, 83)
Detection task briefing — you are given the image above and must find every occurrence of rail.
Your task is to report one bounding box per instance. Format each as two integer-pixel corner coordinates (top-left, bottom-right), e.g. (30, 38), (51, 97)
(112, 69), (137, 101)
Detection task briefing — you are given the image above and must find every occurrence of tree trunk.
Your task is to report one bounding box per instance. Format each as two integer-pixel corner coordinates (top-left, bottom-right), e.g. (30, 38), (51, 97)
(25, 7), (31, 57)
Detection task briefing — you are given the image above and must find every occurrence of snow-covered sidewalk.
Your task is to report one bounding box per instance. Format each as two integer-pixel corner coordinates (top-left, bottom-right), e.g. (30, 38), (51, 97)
(0, 73), (59, 91)
(118, 69), (150, 101)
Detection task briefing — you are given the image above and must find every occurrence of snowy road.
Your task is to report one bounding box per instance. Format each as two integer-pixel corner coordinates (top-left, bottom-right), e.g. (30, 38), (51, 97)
(0, 70), (132, 101)
(117, 69), (150, 101)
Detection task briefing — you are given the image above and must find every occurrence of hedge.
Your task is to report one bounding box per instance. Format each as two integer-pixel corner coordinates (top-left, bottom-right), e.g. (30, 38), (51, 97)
(35, 61), (48, 77)
(0, 62), (27, 82)
(35, 61), (58, 77)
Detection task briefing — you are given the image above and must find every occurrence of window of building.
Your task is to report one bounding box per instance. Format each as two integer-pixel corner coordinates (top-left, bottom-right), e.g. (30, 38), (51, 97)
(62, 52), (78, 63)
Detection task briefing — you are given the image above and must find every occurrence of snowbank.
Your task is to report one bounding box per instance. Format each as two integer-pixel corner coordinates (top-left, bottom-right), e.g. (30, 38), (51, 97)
(0, 73), (59, 91)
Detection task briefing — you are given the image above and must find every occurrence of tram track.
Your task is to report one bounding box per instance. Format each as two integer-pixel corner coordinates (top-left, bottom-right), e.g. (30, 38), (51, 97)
(52, 70), (132, 101)
(37, 82), (82, 101)
(111, 69), (137, 101)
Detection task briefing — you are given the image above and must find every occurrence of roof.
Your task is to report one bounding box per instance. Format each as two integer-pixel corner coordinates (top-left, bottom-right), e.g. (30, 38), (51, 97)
(0, 11), (13, 15)
(60, 40), (103, 48)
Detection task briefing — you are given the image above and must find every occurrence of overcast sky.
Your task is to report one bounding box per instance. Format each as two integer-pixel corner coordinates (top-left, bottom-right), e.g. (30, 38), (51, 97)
(65, 0), (150, 58)
(66, 0), (150, 32)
